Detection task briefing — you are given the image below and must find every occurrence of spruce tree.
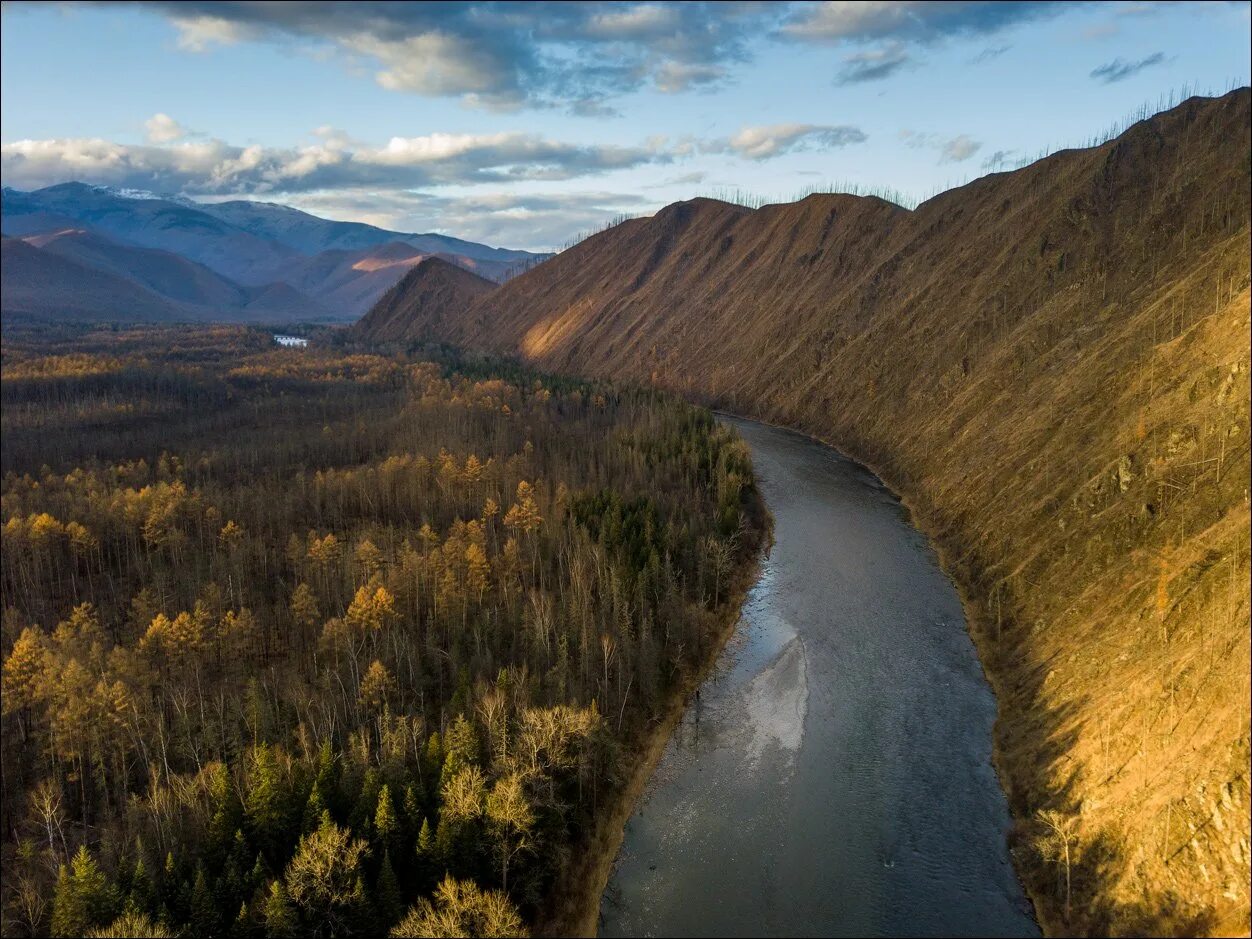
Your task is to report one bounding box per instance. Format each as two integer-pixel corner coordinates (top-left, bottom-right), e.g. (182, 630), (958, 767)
(261, 881), (297, 939)
(374, 850), (402, 928)
(246, 744), (292, 864)
(187, 865), (218, 938)
(414, 816), (438, 891)
(374, 783), (400, 853)
(51, 846), (118, 938)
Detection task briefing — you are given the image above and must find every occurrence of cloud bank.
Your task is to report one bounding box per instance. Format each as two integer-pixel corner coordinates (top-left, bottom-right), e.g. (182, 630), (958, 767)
(57, 1), (1077, 107)
(0, 130), (674, 195)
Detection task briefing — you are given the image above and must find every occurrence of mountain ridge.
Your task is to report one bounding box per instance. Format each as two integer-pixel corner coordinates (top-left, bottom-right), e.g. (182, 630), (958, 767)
(362, 89), (1252, 936)
(0, 184), (549, 323)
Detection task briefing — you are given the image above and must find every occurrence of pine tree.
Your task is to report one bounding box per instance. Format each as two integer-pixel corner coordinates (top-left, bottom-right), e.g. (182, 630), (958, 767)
(246, 744), (293, 863)
(188, 865), (218, 938)
(51, 846), (118, 938)
(374, 783), (400, 853)
(301, 782), (327, 835)
(261, 881), (297, 939)
(350, 768), (381, 836)
(422, 733), (443, 797)
(374, 850), (402, 929)
(230, 901), (253, 939)
(402, 784), (422, 841)
(208, 764), (243, 864)
(414, 817), (438, 891)
(441, 714), (480, 787)
(312, 741), (343, 820)
(159, 852), (182, 923)
(127, 851), (155, 917)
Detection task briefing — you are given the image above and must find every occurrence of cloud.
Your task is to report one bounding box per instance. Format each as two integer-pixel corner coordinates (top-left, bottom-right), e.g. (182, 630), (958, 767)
(275, 188), (654, 252)
(1089, 51), (1167, 83)
(901, 129), (983, 163)
(94, 1), (789, 112)
(980, 148), (1017, 170)
(970, 44), (1011, 64)
(649, 171), (709, 188)
(704, 123), (868, 160)
(938, 134), (981, 163)
(835, 42), (911, 84)
(781, 2), (1067, 84)
(781, 1), (1067, 44)
(168, 14), (254, 52)
(0, 130), (675, 195)
(144, 113), (190, 144)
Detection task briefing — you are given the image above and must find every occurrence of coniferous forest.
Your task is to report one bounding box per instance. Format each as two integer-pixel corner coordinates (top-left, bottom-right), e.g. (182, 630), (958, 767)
(0, 324), (765, 938)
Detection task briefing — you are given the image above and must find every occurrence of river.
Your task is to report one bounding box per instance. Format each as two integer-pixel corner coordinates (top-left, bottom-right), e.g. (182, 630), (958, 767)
(598, 416), (1038, 937)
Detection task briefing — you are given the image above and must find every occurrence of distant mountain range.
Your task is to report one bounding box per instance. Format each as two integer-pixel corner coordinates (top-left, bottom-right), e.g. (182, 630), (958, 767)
(0, 183), (547, 324)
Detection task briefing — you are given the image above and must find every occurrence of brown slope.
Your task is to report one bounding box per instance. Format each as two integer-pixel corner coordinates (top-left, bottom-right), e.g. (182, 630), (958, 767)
(417, 90), (1252, 936)
(352, 255), (497, 343)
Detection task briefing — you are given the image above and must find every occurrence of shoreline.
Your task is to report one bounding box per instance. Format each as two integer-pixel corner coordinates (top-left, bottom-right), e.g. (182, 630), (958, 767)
(709, 409), (1047, 934)
(537, 478), (772, 938)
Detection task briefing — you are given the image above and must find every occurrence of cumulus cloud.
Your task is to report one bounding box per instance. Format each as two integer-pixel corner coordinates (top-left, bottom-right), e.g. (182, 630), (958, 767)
(703, 124), (868, 161)
(1089, 52), (1167, 83)
(835, 42), (912, 84)
(93, 1), (787, 112)
(901, 129), (983, 163)
(782, 2), (1065, 85)
(43, 2), (1091, 105)
(0, 130), (674, 195)
(169, 13), (254, 52)
(938, 134), (981, 163)
(143, 113), (190, 144)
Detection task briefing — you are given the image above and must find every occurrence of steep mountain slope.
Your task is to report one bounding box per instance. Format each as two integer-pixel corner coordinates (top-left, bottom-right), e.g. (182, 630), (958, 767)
(382, 90), (1252, 936)
(353, 256), (497, 343)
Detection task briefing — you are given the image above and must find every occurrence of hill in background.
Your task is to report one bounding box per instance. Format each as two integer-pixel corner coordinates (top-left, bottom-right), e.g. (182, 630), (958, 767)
(353, 256), (497, 343)
(362, 89), (1252, 935)
(0, 184), (547, 324)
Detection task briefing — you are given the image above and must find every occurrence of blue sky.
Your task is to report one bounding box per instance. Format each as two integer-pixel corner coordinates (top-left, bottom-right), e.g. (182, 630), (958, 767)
(2, 2), (1249, 250)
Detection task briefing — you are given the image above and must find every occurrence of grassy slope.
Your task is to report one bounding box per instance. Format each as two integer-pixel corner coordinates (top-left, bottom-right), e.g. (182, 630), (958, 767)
(373, 90), (1252, 936)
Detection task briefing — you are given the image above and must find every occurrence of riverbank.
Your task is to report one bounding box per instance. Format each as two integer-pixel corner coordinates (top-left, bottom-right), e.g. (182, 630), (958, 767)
(596, 415), (1037, 937)
(731, 414), (1046, 931)
(536, 465), (773, 937)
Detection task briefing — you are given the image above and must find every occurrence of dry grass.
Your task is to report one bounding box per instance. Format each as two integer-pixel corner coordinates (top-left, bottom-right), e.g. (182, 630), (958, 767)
(366, 89), (1252, 936)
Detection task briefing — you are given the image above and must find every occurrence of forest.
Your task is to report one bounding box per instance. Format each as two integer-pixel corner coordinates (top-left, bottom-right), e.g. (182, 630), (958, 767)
(0, 323), (766, 938)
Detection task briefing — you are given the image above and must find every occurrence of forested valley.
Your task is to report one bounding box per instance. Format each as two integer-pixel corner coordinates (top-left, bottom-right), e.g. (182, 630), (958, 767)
(0, 324), (766, 938)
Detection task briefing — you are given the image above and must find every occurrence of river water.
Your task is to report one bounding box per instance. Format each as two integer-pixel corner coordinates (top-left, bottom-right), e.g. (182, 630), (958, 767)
(598, 416), (1038, 937)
